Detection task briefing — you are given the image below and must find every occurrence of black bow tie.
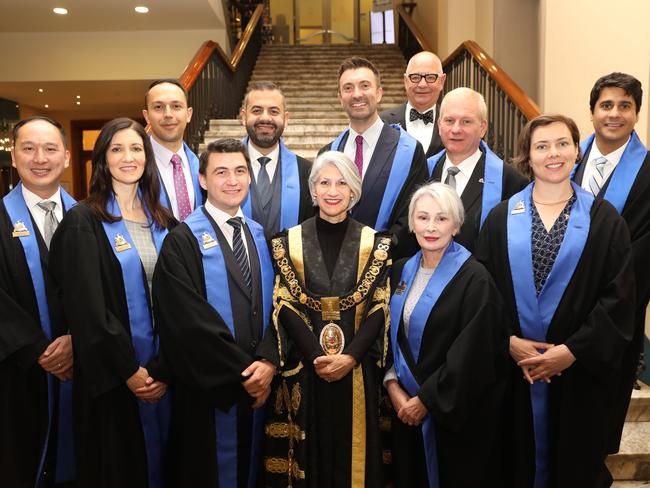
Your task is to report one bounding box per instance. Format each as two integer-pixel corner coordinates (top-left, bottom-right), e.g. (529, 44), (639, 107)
(409, 108), (434, 125)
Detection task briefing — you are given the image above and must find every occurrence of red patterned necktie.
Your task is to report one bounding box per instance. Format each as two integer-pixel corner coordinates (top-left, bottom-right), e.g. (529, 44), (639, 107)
(354, 135), (364, 177)
(170, 154), (192, 221)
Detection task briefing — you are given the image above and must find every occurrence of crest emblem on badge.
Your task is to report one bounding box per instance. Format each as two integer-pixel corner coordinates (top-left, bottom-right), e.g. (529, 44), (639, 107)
(11, 220), (30, 238)
(114, 234), (132, 252)
(511, 200), (526, 215)
(202, 232), (218, 249)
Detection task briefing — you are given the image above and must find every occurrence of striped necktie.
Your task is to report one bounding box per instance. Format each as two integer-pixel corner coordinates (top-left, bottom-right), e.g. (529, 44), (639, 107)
(227, 217), (252, 294)
(588, 156), (607, 196)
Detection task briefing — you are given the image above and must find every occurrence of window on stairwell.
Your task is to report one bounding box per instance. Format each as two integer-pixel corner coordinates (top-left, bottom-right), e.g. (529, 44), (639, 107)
(370, 9), (394, 44)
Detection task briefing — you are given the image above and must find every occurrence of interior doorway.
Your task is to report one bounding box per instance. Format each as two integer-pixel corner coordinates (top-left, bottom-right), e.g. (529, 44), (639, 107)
(294, 0), (359, 44)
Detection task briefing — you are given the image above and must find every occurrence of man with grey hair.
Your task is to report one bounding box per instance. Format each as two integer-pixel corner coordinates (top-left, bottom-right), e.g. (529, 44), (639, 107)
(381, 51), (446, 158)
(240, 81), (313, 239)
(428, 87), (528, 252)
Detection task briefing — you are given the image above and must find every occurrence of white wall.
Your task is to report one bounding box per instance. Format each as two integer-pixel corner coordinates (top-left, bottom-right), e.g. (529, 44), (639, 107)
(0, 29), (229, 82)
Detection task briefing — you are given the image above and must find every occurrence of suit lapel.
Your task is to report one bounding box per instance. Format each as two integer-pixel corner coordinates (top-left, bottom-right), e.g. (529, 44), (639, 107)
(427, 106), (442, 158)
(431, 152), (446, 181)
(574, 149), (590, 186)
(397, 103), (407, 128)
(461, 152), (485, 212)
(207, 216), (251, 300)
(361, 124), (399, 199)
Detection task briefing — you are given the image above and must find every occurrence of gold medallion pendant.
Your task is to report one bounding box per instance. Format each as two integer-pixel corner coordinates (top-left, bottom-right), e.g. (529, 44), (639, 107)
(319, 322), (345, 355)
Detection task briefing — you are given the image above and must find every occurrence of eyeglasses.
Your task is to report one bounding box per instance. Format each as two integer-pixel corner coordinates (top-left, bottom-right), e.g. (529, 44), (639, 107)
(405, 73), (441, 84)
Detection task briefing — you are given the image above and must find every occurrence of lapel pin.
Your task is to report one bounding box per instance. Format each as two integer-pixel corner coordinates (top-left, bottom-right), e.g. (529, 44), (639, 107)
(114, 234), (132, 252)
(202, 232), (218, 249)
(11, 220), (30, 238)
(511, 200), (526, 215)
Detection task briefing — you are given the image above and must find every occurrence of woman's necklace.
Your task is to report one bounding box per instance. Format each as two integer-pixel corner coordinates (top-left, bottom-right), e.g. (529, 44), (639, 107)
(532, 192), (573, 206)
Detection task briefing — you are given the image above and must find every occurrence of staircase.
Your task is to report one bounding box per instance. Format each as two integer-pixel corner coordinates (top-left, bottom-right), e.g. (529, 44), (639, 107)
(202, 44), (408, 159)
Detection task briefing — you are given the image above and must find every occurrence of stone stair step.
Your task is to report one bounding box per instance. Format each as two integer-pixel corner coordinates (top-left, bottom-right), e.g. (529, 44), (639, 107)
(607, 422), (650, 480)
(209, 118), (347, 130)
(612, 482), (650, 487)
(628, 383), (650, 422)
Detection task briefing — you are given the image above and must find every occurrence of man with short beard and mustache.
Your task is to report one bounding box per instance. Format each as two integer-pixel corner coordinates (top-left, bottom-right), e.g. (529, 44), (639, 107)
(240, 82), (314, 239)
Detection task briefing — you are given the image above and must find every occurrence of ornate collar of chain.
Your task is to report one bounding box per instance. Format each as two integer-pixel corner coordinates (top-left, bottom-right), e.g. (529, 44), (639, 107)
(271, 235), (390, 317)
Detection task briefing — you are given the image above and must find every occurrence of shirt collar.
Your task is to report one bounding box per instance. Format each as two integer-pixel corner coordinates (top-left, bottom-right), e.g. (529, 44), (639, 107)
(21, 184), (63, 211)
(349, 115), (384, 149)
(204, 199), (246, 228)
(447, 148), (482, 177)
(406, 101), (437, 117)
(248, 142), (280, 166)
(591, 135), (630, 167)
(150, 136), (187, 168)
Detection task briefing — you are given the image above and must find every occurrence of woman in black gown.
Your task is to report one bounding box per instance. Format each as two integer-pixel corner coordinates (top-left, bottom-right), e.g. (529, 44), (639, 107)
(475, 114), (635, 487)
(263, 150), (390, 487)
(385, 182), (509, 488)
(50, 118), (175, 487)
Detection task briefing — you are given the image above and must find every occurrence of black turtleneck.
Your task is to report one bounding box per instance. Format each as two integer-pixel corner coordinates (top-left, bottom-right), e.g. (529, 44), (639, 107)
(315, 215), (349, 278)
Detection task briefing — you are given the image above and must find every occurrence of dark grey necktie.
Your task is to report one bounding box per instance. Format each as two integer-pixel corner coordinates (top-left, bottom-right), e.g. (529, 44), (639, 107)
(445, 166), (461, 190)
(256, 157), (272, 208)
(227, 218), (252, 294)
(37, 200), (58, 248)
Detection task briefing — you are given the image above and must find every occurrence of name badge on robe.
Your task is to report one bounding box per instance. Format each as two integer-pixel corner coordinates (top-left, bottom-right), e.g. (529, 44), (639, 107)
(202, 231), (218, 249)
(395, 281), (407, 295)
(114, 233), (132, 252)
(11, 220), (30, 237)
(511, 200), (526, 215)
(478, 178), (485, 184)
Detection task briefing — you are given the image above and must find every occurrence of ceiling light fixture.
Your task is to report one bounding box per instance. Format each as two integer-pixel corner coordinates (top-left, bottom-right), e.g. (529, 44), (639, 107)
(53, 7), (68, 15)
(135, 6), (149, 14)
(44, 104), (49, 108)
(38, 88), (44, 93)
(76, 101), (81, 105)
(76, 95), (81, 99)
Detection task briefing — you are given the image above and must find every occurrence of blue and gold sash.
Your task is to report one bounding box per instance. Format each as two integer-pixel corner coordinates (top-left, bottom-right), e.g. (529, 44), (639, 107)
(389, 243), (471, 488)
(332, 125), (417, 231)
(427, 140), (504, 228)
(506, 182), (593, 488)
(241, 138), (300, 231)
(578, 131), (646, 213)
(184, 208), (273, 487)
(3, 183), (76, 485)
(100, 195), (170, 488)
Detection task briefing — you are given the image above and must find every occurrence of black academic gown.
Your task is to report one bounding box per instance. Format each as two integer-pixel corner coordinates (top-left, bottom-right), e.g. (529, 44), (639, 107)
(320, 123), (429, 259)
(387, 257), (509, 488)
(430, 150), (528, 252)
(380, 103), (444, 158)
(49, 203), (174, 488)
(152, 215), (278, 488)
(0, 200), (69, 487)
(264, 217), (389, 487)
(574, 144), (650, 452)
(475, 198), (635, 488)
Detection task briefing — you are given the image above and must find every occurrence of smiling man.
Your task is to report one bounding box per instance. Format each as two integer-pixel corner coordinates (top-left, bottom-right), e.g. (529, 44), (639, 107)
(143, 79), (204, 221)
(240, 81), (313, 239)
(321, 57), (428, 259)
(572, 72), (650, 455)
(381, 51), (446, 158)
(427, 87), (528, 252)
(153, 138), (279, 487)
(0, 116), (75, 486)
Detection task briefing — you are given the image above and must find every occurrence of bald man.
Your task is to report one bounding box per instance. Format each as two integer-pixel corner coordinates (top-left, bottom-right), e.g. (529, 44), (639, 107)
(381, 51), (446, 158)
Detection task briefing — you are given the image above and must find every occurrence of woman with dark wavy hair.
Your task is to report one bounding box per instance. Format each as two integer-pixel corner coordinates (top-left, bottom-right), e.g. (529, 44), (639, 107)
(476, 114), (635, 487)
(50, 117), (175, 487)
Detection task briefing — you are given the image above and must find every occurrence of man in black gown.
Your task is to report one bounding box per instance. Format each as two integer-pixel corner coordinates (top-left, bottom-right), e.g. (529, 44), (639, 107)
(153, 139), (278, 487)
(0, 116), (75, 487)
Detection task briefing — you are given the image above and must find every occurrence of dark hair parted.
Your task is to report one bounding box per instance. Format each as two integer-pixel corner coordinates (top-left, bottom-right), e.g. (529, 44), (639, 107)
(589, 72), (643, 114)
(513, 114), (581, 180)
(85, 118), (172, 228)
(13, 115), (68, 149)
(145, 79), (189, 107)
(242, 81), (286, 110)
(338, 57), (381, 88)
(199, 138), (251, 175)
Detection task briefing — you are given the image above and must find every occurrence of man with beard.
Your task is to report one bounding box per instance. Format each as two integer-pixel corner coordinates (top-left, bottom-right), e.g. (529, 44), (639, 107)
(240, 81), (313, 239)
(381, 51), (446, 158)
(321, 57), (428, 259)
(143, 79), (204, 221)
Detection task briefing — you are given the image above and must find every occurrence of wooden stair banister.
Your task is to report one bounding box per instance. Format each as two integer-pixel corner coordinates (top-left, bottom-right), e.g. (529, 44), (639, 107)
(155, 3), (265, 152)
(396, 4), (541, 162)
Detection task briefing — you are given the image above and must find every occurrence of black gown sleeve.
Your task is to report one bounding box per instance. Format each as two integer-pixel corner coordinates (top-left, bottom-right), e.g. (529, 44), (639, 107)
(50, 208), (139, 397)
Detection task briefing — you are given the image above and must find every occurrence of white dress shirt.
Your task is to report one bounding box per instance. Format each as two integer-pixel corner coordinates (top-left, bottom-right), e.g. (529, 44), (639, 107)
(150, 136), (196, 219)
(441, 148), (482, 197)
(204, 200), (250, 265)
(342, 116), (385, 179)
(21, 185), (63, 240)
(580, 136), (630, 194)
(248, 143), (280, 183)
(404, 102), (436, 153)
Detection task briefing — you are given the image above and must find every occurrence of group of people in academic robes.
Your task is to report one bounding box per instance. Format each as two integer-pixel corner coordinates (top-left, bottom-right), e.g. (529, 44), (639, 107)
(3, 69), (646, 488)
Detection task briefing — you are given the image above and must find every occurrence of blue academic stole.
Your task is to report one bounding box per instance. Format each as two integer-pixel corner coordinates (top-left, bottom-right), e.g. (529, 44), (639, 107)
(3, 183), (77, 485)
(100, 195), (170, 488)
(578, 131), (647, 213)
(184, 208), (273, 488)
(241, 138), (301, 231)
(427, 140), (504, 228)
(506, 182), (593, 488)
(332, 125), (417, 231)
(389, 243), (471, 488)
(158, 142), (203, 216)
